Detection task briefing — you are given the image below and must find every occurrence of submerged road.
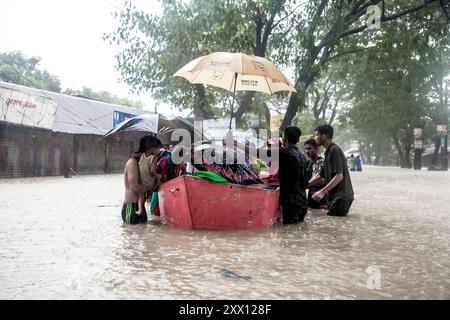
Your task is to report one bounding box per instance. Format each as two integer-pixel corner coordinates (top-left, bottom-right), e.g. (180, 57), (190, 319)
(0, 166), (449, 299)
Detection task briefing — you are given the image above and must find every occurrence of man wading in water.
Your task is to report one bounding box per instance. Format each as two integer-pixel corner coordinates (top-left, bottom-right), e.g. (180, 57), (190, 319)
(122, 136), (162, 224)
(278, 126), (309, 224)
(308, 124), (354, 216)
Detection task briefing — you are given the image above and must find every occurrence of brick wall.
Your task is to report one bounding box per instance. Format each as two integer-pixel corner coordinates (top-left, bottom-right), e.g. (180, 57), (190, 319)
(0, 122), (146, 178)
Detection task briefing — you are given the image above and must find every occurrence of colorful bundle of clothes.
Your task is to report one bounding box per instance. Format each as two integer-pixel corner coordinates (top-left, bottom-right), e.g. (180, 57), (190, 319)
(192, 162), (263, 185)
(150, 148), (186, 216)
(191, 145), (263, 186)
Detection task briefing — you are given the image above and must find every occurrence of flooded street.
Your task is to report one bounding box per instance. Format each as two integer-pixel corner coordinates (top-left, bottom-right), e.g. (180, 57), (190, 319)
(0, 166), (449, 299)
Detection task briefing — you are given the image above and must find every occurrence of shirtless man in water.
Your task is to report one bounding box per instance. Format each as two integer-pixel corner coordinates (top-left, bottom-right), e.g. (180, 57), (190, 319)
(122, 136), (162, 224)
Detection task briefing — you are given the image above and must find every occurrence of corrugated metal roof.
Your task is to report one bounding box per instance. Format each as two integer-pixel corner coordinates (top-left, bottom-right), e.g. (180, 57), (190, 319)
(0, 81), (154, 135)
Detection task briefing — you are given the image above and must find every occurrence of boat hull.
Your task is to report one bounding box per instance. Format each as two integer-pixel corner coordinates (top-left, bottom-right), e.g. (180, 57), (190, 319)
(159, 176), (279, 230)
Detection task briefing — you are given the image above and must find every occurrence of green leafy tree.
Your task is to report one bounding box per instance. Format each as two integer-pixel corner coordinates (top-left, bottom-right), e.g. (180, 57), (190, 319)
(341, 10), (448, 168)
(105, 0), (297, 119)
(0, 51), (62, 93)
(63, 87), (144, 109)
(279, 0), (446, 130)
(105, 0), (444, 129)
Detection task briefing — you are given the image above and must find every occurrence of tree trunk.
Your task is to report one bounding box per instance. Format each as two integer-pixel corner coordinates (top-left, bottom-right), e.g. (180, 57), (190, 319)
(193, 84), (213, 119)
(280, 65), (321, 130)
(442, 135), (448, 171)
(366, 151), (373, 165)
(413, 148), (422, 170)
(400, 153), (407, 168)
(329, 99), (339, 125)
(403, 135), (413, 169)
(374, 154), (380, 165)
(431, 136), (441, 168)
(233, 92), (256, 121)
(312, 90), (321, 125)
(232, 4), (276, 123)
(263, 102), (271, 129)
(393, 136), (407, 168)
(280, 91), (302, 131)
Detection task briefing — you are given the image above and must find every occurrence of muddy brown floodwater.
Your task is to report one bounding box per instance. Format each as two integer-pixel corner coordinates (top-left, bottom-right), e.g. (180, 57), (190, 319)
(0, 166), (449, 299)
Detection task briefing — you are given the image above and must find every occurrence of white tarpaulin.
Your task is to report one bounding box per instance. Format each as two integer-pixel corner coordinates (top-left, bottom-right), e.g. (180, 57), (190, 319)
(203, 118), (236, 141)
(232, 130), (265, 148)
(101, 113), (160, 139)
(0, 86), (57, 129)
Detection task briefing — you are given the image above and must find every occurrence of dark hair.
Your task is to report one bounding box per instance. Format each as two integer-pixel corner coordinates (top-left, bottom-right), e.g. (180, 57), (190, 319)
(138, 135), (162, 153)
(284, 126), (302, 144)
(304, 138), (318, 148)
(315, 124), (333, 139)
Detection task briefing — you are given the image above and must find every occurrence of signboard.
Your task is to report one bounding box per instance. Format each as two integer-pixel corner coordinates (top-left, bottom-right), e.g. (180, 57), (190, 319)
(437, 125), (448, 135)
(203, 118), (235, 141)
(113, 110), (137, 128)
(414, 128), (423, 140)
(0, 86), (57, 130)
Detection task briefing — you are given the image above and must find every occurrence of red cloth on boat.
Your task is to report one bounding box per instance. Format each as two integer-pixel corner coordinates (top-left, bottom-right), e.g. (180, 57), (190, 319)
(151, 148), (186, 216)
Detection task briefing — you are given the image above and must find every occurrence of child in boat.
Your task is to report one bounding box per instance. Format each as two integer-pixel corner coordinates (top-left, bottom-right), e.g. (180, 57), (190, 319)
(136, 143), (163, 215)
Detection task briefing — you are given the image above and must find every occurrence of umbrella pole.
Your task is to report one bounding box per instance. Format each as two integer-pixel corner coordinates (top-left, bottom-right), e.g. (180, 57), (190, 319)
(229, 73), (238, 130)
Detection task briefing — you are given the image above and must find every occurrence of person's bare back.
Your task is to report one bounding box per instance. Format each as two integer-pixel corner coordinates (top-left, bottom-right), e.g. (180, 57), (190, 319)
(121, 136), (162, 224)
(124, 157), (142, 203)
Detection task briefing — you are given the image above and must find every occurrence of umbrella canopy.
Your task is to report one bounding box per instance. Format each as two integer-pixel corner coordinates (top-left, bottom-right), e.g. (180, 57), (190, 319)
(174, 52), (296, 129)
(174, 52), (296, 95)
(101, 113), (159, 139)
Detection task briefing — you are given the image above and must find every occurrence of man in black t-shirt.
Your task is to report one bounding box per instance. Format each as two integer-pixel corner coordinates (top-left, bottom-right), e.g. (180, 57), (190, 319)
(308, 124), (354, 216)
(278, 126), (309, 224)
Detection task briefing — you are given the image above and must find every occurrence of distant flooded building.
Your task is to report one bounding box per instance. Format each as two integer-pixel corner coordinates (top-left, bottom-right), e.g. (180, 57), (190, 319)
(0, 82), (192, 178)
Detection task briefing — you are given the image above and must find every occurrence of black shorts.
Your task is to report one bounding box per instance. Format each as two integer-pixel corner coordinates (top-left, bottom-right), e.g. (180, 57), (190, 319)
(121, 203), (148, 224)
(327, 199), (353, 216)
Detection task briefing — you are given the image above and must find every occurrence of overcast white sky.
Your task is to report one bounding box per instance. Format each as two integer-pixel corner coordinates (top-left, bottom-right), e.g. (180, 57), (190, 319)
(0, 0), (181, 114)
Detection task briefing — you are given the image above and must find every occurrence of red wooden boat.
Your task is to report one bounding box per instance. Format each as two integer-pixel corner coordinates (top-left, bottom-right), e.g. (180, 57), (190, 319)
(158, 175), (280, 230)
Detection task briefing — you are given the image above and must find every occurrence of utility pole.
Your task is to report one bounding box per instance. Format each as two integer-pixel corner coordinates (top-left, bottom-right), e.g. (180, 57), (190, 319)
(443, 131), (448, 171)
(442, 80), (449, 171)
(413, 126), (423, 170)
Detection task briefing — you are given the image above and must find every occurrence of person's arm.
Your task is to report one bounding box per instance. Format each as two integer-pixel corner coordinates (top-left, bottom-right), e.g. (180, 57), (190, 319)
(312, 173), (343, 201)
(127, 160), (149, 194)
(153, 174), (162, 191)
(312, 148), (344, 201)
(307, 173), (324, 189)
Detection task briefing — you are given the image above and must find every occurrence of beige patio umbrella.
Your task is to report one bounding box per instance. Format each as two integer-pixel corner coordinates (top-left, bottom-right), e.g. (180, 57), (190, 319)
(173, 52), (296, 128)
